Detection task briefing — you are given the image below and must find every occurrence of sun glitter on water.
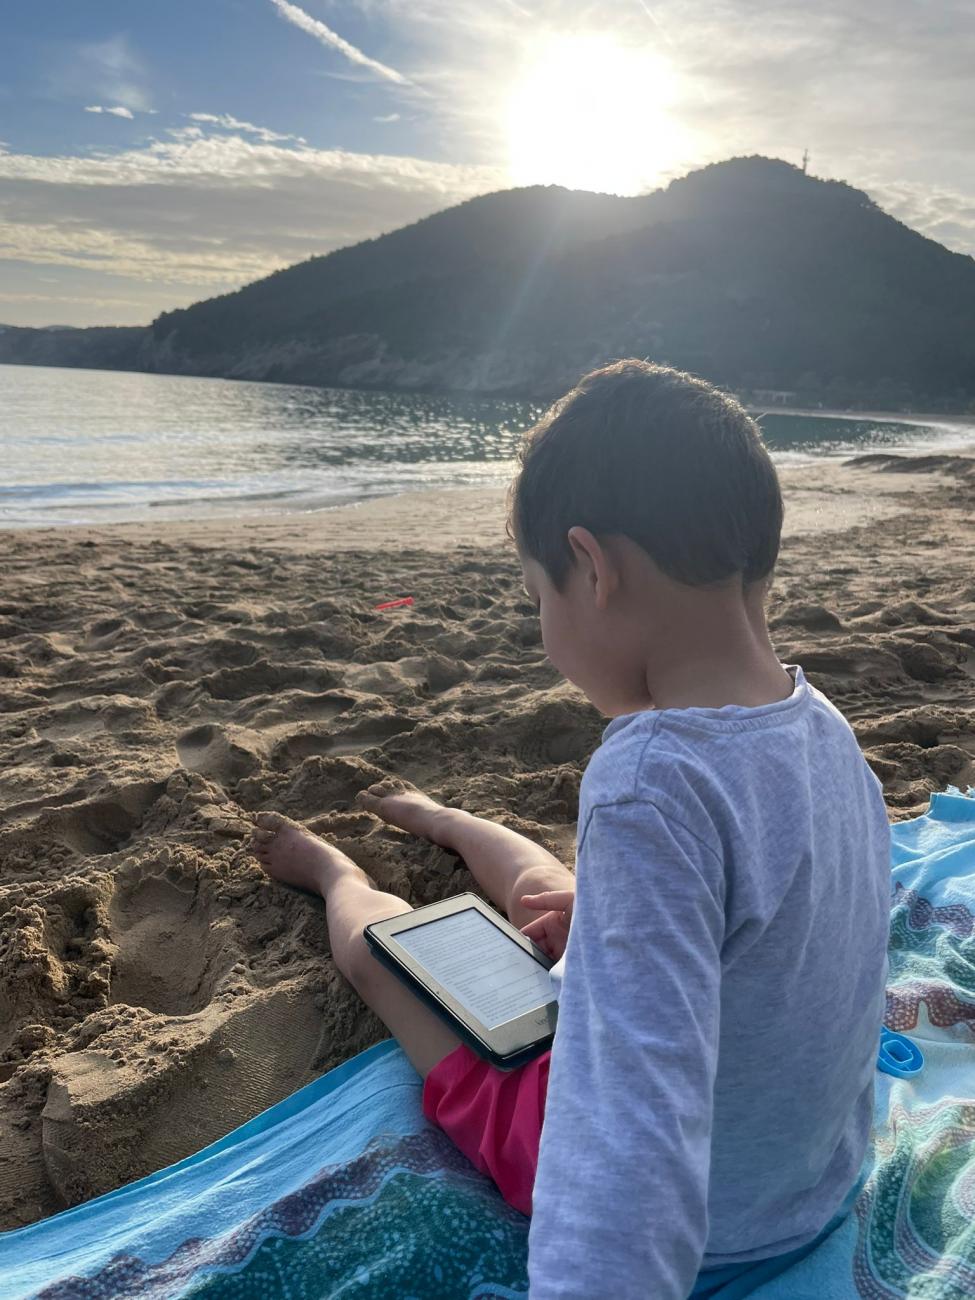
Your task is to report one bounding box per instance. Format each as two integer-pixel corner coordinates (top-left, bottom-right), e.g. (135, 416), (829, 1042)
(505, 33), (687, 196)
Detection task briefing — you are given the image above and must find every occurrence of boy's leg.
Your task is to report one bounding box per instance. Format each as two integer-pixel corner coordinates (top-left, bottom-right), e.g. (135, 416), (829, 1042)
(357, 780), (575, 931)
(252, 813), (464, 1079)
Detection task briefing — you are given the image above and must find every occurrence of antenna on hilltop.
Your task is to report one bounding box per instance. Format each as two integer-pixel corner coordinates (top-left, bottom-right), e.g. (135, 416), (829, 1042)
(801, 148), (810, 174)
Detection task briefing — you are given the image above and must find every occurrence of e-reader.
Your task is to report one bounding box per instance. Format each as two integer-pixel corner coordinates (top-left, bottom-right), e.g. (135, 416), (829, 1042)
(364, 893), (559, 1070)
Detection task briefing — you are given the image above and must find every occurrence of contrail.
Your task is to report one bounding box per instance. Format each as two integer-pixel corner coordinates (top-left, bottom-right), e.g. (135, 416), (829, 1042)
(269, 0), (410, 86)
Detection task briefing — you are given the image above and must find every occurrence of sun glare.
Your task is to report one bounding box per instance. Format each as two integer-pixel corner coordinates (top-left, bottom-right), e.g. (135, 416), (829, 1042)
(505, 33), (686, 196)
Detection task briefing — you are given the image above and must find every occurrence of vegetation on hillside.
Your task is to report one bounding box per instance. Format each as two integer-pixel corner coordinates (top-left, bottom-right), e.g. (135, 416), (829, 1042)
(3, 157), (973, 410)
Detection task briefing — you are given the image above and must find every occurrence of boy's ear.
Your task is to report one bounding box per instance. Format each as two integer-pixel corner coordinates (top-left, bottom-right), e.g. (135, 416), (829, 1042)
(566, 526), (619, 610)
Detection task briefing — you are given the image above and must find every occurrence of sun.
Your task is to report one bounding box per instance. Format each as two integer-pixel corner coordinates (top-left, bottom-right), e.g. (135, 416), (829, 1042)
(505, 33), (686, 196)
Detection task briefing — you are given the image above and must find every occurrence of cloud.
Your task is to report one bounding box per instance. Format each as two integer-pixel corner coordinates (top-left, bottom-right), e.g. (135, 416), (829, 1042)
(0, 129), (498, 193)
(0, 290), (141, 309)
(0, 121), (502, 324)
(77, 35), (153, 113)
(864, 176), (975, 256)
(374, 113), (401, 123)
(268, 0), (410, 85)
(85, 105), (135, 119)
(189, 112), (306, 145)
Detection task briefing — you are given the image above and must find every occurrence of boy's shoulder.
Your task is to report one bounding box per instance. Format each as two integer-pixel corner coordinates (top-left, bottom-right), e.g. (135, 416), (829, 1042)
(582, 709), (664, 807)
(581, 710), (719, 825)
(581, 668), (859, 813)
(579, 713), (728, 863)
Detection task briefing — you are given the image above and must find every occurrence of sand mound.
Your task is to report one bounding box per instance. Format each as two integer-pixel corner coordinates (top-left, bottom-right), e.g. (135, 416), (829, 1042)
(2, 462), (975, 1228)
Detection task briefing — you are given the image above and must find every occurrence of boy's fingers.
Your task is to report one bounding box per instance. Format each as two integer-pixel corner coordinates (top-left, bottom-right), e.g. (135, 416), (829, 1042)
(522, 917), (558, 939)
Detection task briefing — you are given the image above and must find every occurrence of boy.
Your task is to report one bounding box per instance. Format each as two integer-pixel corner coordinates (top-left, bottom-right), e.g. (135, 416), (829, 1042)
(252, 360), (891, 1298)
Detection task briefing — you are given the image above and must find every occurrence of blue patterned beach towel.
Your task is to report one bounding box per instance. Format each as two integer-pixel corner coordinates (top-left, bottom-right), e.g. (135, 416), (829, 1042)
(4, 787), (975, 1299)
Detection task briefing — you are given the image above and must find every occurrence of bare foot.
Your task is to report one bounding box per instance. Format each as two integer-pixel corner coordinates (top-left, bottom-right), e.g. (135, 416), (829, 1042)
(356, 778), (451, 845)
(250, 811), (359, 894)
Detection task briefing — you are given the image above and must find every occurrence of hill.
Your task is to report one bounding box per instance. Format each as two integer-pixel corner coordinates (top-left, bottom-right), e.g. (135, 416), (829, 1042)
(149, 186), (652, 361)
(0, 324), (144, 371)
(3, 157), (974, 408)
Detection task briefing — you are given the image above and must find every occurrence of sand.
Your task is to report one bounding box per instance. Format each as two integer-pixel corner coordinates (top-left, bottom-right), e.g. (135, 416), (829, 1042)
(3, 450), (975, 1230)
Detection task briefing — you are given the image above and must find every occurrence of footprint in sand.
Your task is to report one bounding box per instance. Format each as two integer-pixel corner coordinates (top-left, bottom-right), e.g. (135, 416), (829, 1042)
(268, 729), (337, 768)
(39, 696), (160, 745)
(203, 660), (337, 702)
(247, 690), (354, 729)
(52, 780), (164, 856)
(327, 713), (416, 758)
(82, 616), (131, 648)
(175, 722), (265, 786)
(40, 981), (330, 1209)
(108, 864), (238, 1015)
(265, 714), (415, 768)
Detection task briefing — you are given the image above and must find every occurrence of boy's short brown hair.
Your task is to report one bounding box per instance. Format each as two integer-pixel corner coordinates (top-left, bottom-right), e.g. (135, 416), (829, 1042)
(510, 359), (783, 589)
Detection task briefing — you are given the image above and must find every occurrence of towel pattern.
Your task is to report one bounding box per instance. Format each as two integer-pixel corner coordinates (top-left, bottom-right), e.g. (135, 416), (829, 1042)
(35, 1131), (529, 1300)
(885, 883), (975, 1034)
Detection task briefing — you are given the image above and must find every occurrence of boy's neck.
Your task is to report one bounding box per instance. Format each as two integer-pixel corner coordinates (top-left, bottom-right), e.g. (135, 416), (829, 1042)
(637, 585), (793, 714)
(641, 652), (795, 713)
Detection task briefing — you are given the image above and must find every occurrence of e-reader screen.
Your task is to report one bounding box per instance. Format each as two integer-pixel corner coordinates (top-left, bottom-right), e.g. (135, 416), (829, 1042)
(394, 906), (556, 1030)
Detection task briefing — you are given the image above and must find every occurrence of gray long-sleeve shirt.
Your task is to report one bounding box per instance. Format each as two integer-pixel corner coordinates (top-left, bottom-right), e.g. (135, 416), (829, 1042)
(528, 664), (891, 1299)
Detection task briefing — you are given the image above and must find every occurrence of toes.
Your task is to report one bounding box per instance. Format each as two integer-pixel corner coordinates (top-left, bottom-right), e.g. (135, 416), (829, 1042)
(360, 778), (409, 803)
(255, 811), (288, 832)
(251, 827), (276, 845)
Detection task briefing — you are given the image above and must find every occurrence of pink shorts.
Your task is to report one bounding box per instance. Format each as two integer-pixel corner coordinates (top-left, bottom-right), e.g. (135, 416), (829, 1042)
(422, 1044), (551, 1217)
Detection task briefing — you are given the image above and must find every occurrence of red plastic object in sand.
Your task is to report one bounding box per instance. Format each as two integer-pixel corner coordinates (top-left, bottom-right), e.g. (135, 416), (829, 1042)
(374, 596), (414, 610)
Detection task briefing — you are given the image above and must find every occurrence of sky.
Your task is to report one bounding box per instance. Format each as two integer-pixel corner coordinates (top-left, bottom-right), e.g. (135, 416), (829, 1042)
(2, 0), (973, 327)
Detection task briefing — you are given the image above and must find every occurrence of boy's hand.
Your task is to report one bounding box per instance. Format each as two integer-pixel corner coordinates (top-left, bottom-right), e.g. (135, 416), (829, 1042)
(519, 889), (575, 961)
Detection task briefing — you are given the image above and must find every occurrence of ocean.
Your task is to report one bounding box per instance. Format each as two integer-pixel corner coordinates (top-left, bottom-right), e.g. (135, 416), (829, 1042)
(2, 363), (972, 528)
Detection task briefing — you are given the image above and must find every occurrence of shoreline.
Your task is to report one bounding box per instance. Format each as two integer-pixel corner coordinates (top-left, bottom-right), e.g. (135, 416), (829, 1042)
(1, 451), (969, 551)
(6, 450), (975, 540)
(3, 450), (975, 1230)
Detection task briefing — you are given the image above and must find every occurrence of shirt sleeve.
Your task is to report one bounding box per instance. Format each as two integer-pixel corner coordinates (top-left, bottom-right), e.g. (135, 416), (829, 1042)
(527, 799), (726, 1300)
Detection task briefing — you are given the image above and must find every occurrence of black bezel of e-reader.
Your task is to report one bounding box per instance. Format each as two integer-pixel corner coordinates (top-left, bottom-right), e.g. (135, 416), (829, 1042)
(363, 892), (558, 1071)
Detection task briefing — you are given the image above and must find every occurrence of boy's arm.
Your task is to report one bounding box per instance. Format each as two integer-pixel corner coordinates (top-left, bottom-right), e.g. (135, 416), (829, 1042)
(527, 800), (724, 1300)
